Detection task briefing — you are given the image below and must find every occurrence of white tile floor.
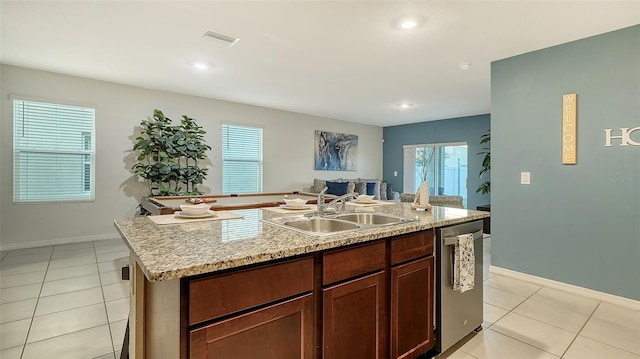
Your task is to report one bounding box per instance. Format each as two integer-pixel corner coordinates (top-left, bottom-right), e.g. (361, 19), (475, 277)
(441, 236), (640, 359)
(1, 236), (639, 359)
(0, 239), (129, 359)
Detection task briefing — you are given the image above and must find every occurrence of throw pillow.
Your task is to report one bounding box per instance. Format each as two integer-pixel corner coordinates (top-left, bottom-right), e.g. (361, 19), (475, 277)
(326, 181), (349, 196)
(358, 178), (381, 199)
(336, 179), (356, 194)
(313, 178), (326, 193)
(379, 182), (388, 201)
(365, 182), (377, 196)
(355, 182), (367, 195)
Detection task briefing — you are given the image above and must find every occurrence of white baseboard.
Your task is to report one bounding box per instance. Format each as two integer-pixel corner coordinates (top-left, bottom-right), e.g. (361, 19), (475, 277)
(0, 233), (121, 251)
(490, 265), (640, 311)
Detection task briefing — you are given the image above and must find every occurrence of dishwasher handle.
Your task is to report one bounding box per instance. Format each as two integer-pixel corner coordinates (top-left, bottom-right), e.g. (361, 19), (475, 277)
(443, 229), (483, 246)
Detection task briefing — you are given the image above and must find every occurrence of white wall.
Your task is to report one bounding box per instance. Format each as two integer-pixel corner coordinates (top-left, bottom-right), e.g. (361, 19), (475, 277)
(0, 65), (383, 250)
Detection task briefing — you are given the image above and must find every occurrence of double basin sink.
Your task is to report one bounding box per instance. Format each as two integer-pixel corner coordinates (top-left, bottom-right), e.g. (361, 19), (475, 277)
(264, 212), (418, 236)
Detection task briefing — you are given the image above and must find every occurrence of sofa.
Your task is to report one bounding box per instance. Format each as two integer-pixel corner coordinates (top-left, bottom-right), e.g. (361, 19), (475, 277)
(304, 178), (400, 201)
(399, 192), (464, 208)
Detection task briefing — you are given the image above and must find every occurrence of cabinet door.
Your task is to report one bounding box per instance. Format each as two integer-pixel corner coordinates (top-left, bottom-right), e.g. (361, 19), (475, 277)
(322, 271), (386, 359)
(391, 256), (434, 359)
(190, 294), (314, 359)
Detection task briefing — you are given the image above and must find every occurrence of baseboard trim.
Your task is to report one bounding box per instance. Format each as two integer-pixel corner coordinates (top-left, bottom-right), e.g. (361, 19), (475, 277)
(490, 265), (640, 310)
(0, 233), (121, 251)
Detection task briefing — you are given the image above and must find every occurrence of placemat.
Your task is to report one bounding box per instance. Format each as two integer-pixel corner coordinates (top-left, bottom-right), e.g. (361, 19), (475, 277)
(148, 211), (244, 225)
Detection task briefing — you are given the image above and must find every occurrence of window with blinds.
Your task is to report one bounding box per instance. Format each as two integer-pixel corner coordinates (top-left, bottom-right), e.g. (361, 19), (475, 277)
(222, 124), (263, 194)
(13, 99), (96, 203)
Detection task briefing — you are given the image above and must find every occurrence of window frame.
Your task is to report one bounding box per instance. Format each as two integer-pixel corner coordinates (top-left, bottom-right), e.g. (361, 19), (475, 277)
(12, 97), (96, 203)
(221, 122), (264, 194)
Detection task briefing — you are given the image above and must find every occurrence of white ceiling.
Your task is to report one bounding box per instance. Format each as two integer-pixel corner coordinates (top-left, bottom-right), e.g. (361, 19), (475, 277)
(1, 1), (638, 127)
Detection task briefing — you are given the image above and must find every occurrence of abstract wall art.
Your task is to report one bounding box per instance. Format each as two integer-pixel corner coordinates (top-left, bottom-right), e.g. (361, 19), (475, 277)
(314, 130), (358, 171)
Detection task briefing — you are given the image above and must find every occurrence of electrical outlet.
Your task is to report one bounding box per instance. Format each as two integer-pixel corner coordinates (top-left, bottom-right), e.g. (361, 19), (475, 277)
(521, 172), (531, 185)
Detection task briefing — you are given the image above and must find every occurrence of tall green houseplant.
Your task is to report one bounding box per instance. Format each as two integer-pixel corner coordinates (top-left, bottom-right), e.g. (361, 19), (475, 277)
(133, 109), (211, 196)
(476, 131), (491, 195)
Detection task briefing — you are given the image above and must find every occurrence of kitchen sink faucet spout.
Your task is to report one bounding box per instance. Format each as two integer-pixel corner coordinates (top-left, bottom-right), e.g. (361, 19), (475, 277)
(317, 186), (357, 216)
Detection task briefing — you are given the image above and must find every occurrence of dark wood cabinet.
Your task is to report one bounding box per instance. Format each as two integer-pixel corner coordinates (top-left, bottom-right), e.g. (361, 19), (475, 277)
(150, 232), (435, 359)
(322, 241), (387, 359)
(188, 257), (314, 325)
(322, 271), (386, 359)
(391, 256), (435, 358)
(390, 230), (435, 359)
(190, 294), (315, 359)
(187, 258), (315, 359)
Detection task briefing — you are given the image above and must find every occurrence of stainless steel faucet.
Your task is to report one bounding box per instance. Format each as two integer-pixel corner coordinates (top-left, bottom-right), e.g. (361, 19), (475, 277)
(317, 186), (357, 216)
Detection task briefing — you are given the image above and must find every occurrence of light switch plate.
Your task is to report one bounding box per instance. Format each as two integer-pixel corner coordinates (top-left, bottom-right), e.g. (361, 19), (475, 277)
(521, 172), (531, 185)
(394, 171), (398, 177)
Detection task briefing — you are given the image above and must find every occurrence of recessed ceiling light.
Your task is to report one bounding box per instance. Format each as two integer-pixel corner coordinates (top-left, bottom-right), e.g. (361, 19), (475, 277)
(459, 63), (471, 70)
(392, 15), (425, 31)
(400, 20), (417, 29)
(193, 63), (208, 70)
(396, 103), (413, 109)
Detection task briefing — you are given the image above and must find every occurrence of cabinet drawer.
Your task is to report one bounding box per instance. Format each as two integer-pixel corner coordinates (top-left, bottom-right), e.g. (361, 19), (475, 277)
(189, 257), (313, 325)
(190, 294), (315, 359)
(390, 230), (434, 265)
(323, 241), (385, 286)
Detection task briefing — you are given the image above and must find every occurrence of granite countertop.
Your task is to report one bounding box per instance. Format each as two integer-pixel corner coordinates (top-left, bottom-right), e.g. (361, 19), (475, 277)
(114, 203), (489, 282)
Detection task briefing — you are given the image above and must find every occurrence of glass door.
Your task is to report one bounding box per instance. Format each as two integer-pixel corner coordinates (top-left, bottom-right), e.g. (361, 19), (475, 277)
(403, 143), (468, 207)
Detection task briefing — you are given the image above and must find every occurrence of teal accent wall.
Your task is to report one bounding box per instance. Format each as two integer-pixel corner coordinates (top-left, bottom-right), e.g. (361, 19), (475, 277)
(382, 114), (491, 209)
(492, 25), (640, 300)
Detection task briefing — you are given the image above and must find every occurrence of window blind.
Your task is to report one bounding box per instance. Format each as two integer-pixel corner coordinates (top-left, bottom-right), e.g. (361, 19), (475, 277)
(222, 124), (263, 194)
(13, 99), (96, 203)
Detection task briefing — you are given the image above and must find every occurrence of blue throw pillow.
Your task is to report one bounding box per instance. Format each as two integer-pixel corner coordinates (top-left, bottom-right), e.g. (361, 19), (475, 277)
(326, 181), (349, 196)
(366, 182), (377, 196)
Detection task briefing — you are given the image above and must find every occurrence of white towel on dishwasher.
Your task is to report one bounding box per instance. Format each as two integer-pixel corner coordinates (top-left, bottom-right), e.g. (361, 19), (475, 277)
(453, 233), (475, 293)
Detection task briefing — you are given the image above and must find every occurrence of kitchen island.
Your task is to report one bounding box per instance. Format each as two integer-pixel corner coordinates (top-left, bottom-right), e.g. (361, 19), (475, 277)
(115, 203), (489, 359)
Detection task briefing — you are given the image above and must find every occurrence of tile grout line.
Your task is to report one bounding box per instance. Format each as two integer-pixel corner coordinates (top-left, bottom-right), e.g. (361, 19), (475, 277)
(0, 242), (127, 358)
(557, 301), (601, 359)
(17, 243), (115, 358)
(19, 246), (54, 359)
(95, 240), (118, 357)
(486, 284), (576, 358)
(499, 285), (602, 335)
(569, 302), (640, 357)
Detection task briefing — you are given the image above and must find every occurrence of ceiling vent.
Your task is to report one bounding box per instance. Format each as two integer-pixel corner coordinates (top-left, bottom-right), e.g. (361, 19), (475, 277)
(203, 30), (240, 47)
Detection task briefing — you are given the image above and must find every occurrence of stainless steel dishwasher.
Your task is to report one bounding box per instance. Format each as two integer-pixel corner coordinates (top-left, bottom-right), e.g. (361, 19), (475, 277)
(436, 220), (484, 353)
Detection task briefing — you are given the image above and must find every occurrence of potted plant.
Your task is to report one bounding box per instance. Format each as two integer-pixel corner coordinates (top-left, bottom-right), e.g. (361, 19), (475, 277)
(475, 131), (491, 233)
(476, 131), (490, 195)
(132, 109), (211, 196)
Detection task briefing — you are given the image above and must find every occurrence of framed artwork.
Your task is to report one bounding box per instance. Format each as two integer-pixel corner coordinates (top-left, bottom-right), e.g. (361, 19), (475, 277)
(314, 130), (358, 171)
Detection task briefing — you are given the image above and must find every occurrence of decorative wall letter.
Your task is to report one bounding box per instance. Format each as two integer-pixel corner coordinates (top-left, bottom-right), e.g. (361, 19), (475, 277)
(604, 127), (640, 147)
(562, 94), (577, 164)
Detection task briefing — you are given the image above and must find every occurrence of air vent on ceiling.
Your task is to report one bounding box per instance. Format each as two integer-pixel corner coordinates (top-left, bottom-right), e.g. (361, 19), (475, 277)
(203, 30), (240, 47)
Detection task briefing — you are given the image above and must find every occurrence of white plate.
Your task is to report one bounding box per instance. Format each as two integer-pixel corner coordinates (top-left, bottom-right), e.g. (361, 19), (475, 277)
(174, 210), (217, 218)
(279, 204), (311, 210)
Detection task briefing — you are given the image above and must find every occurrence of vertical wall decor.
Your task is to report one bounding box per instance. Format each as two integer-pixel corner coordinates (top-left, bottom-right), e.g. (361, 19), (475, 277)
(314, 130), (358, 171)
(562, 93), (577, 164)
